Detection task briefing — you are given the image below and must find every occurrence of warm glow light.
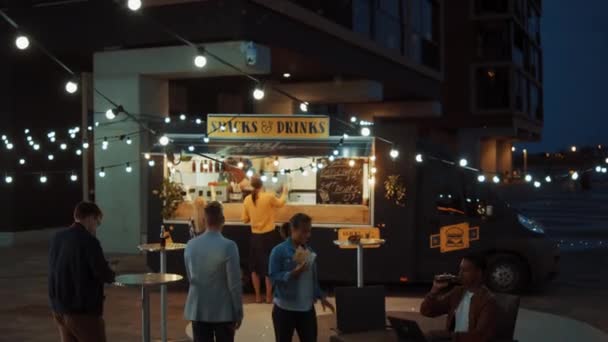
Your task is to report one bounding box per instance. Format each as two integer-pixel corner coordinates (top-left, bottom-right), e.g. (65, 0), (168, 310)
(180, 114), (186, 121)
(70, 174), (78, 182)
(368, 177), (375, 185)
(571, 146), (577, 152)
(203, 136), (210, 143)
(126, 164), (133, 173)
(33, 144), (40, 151)
(194, 55), (207, 68)
(571, 172), (579, 180)
(48, 154), (54, 161)
(65, 81), (78, 94)
(272, 175), (278, 183)
(148, 160), (155, 167)
(329, 155), (335, 162)
(333, 150), (339, 156)
(188, 145), (195, 152)
(83, 142), (90, 149)
(348, 160), (355, 167)
(596, 166), (602, 173)
(602, 168), (607, 174)
(144, 153), (151, 159)
(19, 159), (26, 165)
(283, 73), (291, 78)
(370, 156), (376, 162)
(98, 168), (106, 178)
(459, 159), (468, 167)
(76, 149), (82, 156)
(390, 148), (399, 159)
(371, 167), (377, 174)
(127, 0), (142, 11)
(273, 158), (280, 167)
(15, 35), (30, 50)
(6, 143), (13, 150)
(361, 127), (371, 137)
(350, 116), (357, 123)
(260, 174), (268, 182)
(164, 117), (171, 124)
(105, 109), (116, 120)
(246, 170), (254, 178)
(253, 87), (265, 100)
(159, 135), (170, 146)
(237, 161), (244, 169)
(40, 175), (47, 183)
(195, 118), (202, 125)
(511, 146), (516, 152)
(60, 143), (67, 150)
(126, 137), (132, 145)
(300, 102), (308, 112)
(5, 176), (13, 184)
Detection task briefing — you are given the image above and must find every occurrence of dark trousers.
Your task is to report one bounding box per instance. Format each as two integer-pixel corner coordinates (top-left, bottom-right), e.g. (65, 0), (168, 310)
(52, 312), (106, 342)
(272, 305), (317, 342)
(192, 321), (235, 342)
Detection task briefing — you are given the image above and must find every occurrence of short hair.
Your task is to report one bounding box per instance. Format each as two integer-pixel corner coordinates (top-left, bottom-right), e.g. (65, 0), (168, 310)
(289, 213), (312, 230)
(463, 254), (487, 273)
(74, 202), (102, 221)
(279, 222), (291, 239)
(204, 201), (224, 226)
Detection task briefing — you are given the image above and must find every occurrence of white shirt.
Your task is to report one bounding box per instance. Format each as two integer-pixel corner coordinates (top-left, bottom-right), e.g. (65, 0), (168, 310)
(454, 291), (474, 332)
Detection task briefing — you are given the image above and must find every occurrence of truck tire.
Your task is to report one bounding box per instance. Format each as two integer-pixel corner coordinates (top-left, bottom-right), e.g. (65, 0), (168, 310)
(486, 254), (529, 293)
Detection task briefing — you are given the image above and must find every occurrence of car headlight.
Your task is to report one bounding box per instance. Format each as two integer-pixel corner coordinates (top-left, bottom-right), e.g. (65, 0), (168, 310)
(517, 214), (545, 234)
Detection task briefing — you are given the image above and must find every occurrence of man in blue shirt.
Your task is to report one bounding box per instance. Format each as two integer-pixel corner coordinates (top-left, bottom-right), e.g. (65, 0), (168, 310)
(49, 202), (115, 342)
(184, 201), (243, 342)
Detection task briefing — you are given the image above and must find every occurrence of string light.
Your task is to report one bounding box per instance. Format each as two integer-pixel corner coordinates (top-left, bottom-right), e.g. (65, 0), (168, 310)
(302, 169), (309, 176)
(15, 35), (30, 50)
(477, 175), (486, 183)
(28, 141), (34, 146)
(126, 163), (133, 173)
(361, 127), (371, 137)
(88, 126), (93, 131)
(348, 160), (355, 167)
(1, 135), (6, 141)
(127, 0), (142, 11)
(415, 154), (423, 163)
(40, 175), (48, 184)
(371, 167), (377, 174)
(370, 155), (376, 162)
(333, 149), (339, 156)
(571, 172), (579, 180)
(317, 162), (324, 169)
(19, 159), (26, 165)
(368, 177), (375, 185)
(237, 161), (244, 169)
(300, 102), (308, 112)
(350, 116), (357, 123)
(26, 136), (32, 141)
(545, 176), (552, 183)
(253, 85), (265, 100)
(272, 172), (278, 183)
(144, 153), (151, 159)
(602, 168), (607, 174)
(5, 175), (13, 184)
(159, 135), (170, 146)
(280, 169), (286, 175)
(50, 137), (56, 143)
(105, 109), (117, 120)
(459, 159), (468, 167)
(70, 173), (78, 182)
(605, 158), (608, 164)
(534, 181), (541, 188)
(164, 117), (171, 124)
(596, 166), (602, 173)
(203, 136), (210, 143)
(102, 138), (109, 150)
(180, 114), (187, 121)
(70, 133), (76, 139)
(525, 174), (532, 182)
(98, 168), (106, 178)
(65, 80), (78, 94)
(246, 170), (254, 178)
(283, 73), (291, 78)
(188, 145), (195, 152)
(60, 143), (67, 150)
(33, 144), (40, 150)
(571, 146), (577, 152)
(75, 149), (82, 156)
(194, 51), (207, 68)
(329, 155), (335, 162)
(511, 146), (516, 152)
(83, 141), (90, 149)
(48, 154), (54, 161)
(6, 143), (13, 150)
(148, 160), (155, 167)
(273, 158), (279, 167)
(24, 129), (29, 134)
(195, 118), (202, 125)
(220, 125), (226, 132)
(492, 175), (500, 184)
(232, 127), (238, 133)
(126, 137), (132, 145)
(260, 174), (268, 182)
(343, 133), (349, 139)
(390, 148), (399, 159)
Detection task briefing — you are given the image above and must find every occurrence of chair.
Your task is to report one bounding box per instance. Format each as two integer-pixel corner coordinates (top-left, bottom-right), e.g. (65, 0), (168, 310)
(494, 293), (520, 342)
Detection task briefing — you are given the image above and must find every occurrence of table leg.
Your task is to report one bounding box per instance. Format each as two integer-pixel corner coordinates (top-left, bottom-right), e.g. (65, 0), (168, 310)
(160, 249), (167, 342)
(142, 286), (151, 342)
(357, 244), (364, 288)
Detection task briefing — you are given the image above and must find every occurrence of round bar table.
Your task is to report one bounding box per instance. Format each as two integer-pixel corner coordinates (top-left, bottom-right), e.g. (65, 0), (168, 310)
(333, 239), (385, 288)
(138, 243), (187, 342)
(114, 273), (183, 342)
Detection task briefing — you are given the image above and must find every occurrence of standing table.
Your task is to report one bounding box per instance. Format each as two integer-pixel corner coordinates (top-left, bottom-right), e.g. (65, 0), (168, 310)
(138, 243), (187, 342)
(114, 273), (183, 342)
(333, 238), (385, 287)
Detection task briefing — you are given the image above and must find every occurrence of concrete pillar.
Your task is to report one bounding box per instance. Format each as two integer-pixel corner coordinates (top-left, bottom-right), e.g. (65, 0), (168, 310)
(496, 140), (513, 174)
(480, 139), (497, 173)
(93, 75), (168, 254)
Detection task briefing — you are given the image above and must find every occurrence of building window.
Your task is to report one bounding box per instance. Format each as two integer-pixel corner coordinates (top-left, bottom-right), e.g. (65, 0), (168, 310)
(529, 83), (541, 120)
(374, 0), (402, 51)
(476, 21), (511, 60)
(475, 66), (511, 110)
(474, 0), (509, 15)
(513, 25), (526, 67)
(514, 71), (528, 113)
(527, 45), (541, 80)
(527, 4), (540, 43)
(405, 0), (439, 68)
(353, 0), (372, 37)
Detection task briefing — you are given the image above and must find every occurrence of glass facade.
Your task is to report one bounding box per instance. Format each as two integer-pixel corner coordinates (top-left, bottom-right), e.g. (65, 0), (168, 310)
(474, 0), (510, 15)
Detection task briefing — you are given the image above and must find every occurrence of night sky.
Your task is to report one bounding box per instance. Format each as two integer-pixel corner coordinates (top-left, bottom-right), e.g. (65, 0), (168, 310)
(521, 0), (608, 153)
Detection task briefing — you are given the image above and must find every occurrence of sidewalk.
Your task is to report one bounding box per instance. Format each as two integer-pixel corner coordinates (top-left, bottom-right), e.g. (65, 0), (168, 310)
(1, 229), (607, 341)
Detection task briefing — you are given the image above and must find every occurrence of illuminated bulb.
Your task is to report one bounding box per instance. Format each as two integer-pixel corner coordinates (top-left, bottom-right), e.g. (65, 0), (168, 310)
(220, 125), (226, 132)
(370, 155), (376, 162)
(15, 35), (30, 50)
(88, 126), (93, 131)
(477, 175), (486, 183)
(343, 133), (349, 139)
(511, 146), (516, 152)
(253, 87), (265, 100)
(194, 55), (207, 68)
(159, 135), (170, 146)
(273, 158), (280, 167)
(312, 165), (318, 173)
(371, 167), (377, 174)
(596, 166), (602, 173)
(180, 114), (187, 121)
(105, 109), (116, 120)
(350, 116), (357, 123)
(280, 169), (286, 175)
(360, 127), (371, 137)
(415, 154), (423, 163)
(40, 175), (48, 183)
(246, 170), (254, 178)
(5, 176), (13, 184)
(237, 161), (244, 169)
(26, 136), (32, 141)
(390, 148), (399, 159)
(571, 172), (579, 180)
(48, 154), (54, 161)
(33, 144), (40, 150)
(148, 160), (156, 167)
(545, 176), (552, 183)
(164, 117), (171, 124)
(283, 73), (291, 78)
(50, 137), (56, 143)
(368, 177), (375, 185)
(602, 168), (607, 174)
(1, 135), (6, 141)
(203, 136), (210, 143)
(24, 129), (30, 134)
(605, 157), (608, 164)
(47, 131), (56, 138)
(98, 168), (106, 178)
(317, 163), (324, 169)
(195, 118), (202, 125)
(260, 175), (268, 182)
(188, 145), (195, 152)
(300, 102), (308, 112)
(76, 149), (82, 156)
(126, 137), (132, 145)
(70, 133), (76, 139)
(127, 0), (142, 11)
(333, 149), (339, 156)
(70, 174), (78, 182)
(95, 122), (99, 127)
(492, 176), (500, 184)
(232, 127), (238, 133)
(60, 143), (67, 150)
(126, 163), (133, 173)
(102, 141), (108, 150)
(144, 153), (151, 159)
(19, 159), (26, 165)
(65, 81), (78, 94)
(83, 141), (90, 149)
(329, 155), (335, 162)
(459, 159), (468, 167)
(6, 143), (13, 150)
(525, 174), (532, 182)
(272, 175), (278, 183)
(348, 160), (355, 167)
(571, 146), (577, 152)
(534, 181), (541, 188)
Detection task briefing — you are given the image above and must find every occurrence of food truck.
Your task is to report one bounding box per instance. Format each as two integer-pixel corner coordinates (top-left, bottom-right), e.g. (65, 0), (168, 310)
(149, 114), (558, 293)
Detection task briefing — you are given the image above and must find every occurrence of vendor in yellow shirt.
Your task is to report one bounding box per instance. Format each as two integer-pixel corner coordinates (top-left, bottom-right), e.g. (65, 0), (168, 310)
(243, 175), (288, 303)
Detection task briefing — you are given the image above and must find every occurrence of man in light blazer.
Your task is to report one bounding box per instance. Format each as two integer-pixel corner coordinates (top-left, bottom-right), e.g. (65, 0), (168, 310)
(184, 201), (243, 342)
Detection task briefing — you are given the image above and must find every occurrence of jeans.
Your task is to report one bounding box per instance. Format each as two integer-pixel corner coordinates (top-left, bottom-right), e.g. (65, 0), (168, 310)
(272, 305), (317, 342)
(192, 321), (235, 342)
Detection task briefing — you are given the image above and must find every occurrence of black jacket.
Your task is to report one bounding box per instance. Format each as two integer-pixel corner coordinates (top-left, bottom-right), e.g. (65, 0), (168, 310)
(48, 223), (115, 315)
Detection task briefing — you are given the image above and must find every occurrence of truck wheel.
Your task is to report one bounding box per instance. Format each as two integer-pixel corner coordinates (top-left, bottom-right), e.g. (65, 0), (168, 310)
(486, 254), (529, 293)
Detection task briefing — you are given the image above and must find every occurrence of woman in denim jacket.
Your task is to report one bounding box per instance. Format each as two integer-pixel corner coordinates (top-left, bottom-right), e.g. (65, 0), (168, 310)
(269, 213), (335, 342)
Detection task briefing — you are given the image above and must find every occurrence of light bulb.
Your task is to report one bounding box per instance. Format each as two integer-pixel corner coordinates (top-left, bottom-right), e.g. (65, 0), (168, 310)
(348, 160), (355, 167)
(126, 164), (133, 173)
(596, 166), (602, 173)
(361, 127), (371, 137)
(65, 81), (78, 94)
(300, 102), (308, 112)
(368, 177), (375, 185)
(371, 167), (377, 174)
(19, 159), (26, 165)
(415, 154), (423, 163)
(98, 169), (106, 178)
(333, 150), (339, 156)
(76, 149), (82, 156)
(88, 126), (93, 131)
(50, 137), (56, 143)
(127, 0), (142, 11)
(28, 141), (33, 146)
(571, 146), (577, 152)
(203, 136), (210, 143)
(188, 145), (195, 152)
(195, 118), (202, 125)
(253, 87), (265, 100)
(283, 73), (291, 78)
(261, 175), (268, 182)
(70, 174), (78, 182)
(40, 175), (48, 183)
(220, 125), (226, 132)
(280, 169), (286, 175)
(26, 136), (32, 141)
(571, 172), (579, 180)
(60, 143), (67, 150)
(24, 129), (30, 134)
(605, 157), (608, 164)
(70, 133), (76, 139)
(492, 176), (500, 184)
(105, 109), (116, 120)
(180, 114), (186, 121)
(343, 133), (349, 139)
(194, 54), (207, 68)
(148, 160), (155, 167)
(6, 143), (13, 150)
(83, 141), (90, 149)
(273, 159), (280, 167)
(1, 135), (6, 141)
(33, 144), (40, 150)
(144, 153), (151, 159)
(48, 154), (54, 161)
(350, 116), (357, 123)
(232, 127), (238, 133)
(329, 155), (335, 162)
(164, 117), (171, 124)
(5, 176), (13, 184)
(272, 175), (278, 183)
(370, 155), (376, 162)
(126, 137), (132, 145)
(159, 135), (170, 146)
(237, 161), (244, 169)
(16, 35), (30, 50)
(317, 163), (324, 169)
(525, 174), (532, 182)
(390, 148), (399, 159)
(511, 146), (516, 152)
(102, 142), (108, 150)
(459, 159), (468, 167)
(545, 176), (552, 183)
(602, 168), (607, 174)
(534, 181), (541, 188)
(246, 170), (254, 178)
(477, 175), (486, 183)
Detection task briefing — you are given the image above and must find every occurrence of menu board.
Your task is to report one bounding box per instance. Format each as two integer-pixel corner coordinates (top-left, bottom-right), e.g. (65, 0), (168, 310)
(316, 158), (364, 204)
